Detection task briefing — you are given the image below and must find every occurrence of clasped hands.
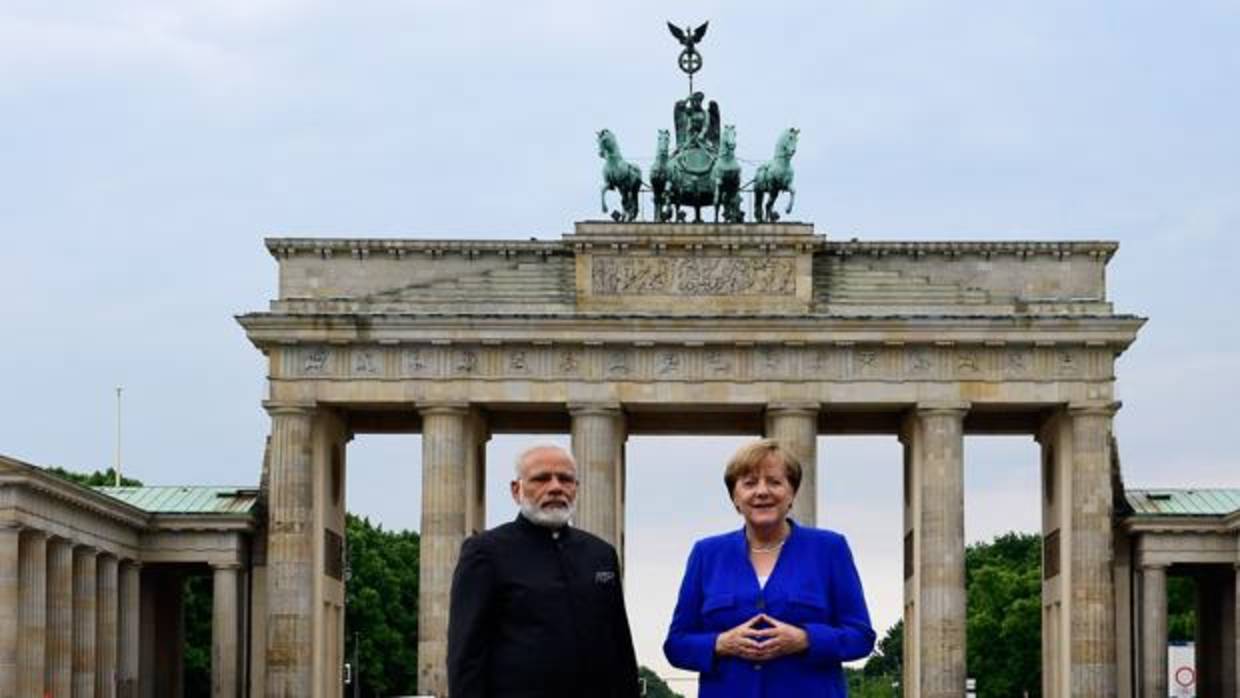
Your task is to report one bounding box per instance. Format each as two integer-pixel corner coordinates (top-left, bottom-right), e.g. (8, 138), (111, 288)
(713, 613), (808, 662)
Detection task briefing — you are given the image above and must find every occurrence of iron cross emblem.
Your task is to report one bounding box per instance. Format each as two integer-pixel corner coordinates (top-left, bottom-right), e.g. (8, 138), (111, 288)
(668, 21), (708, 76)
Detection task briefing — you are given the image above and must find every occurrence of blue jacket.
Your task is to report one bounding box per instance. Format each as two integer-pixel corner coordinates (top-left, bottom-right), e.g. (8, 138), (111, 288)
(663, 521), (876, 698)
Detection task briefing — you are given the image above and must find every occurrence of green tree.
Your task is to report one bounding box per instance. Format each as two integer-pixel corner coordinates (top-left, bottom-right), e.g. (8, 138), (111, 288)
(345, 513), (421, 697)
(44, 465), (143, 487)
(862, 619), (903, 677)
(1167, 575), (1196, 642)
(965, 532), (1042, 698)
(183, 575), (212, 698)
(638, 665), (684, 697)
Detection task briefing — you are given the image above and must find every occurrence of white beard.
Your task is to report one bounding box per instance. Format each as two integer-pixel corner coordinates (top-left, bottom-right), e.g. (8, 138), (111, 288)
(519, 496), (574, 528)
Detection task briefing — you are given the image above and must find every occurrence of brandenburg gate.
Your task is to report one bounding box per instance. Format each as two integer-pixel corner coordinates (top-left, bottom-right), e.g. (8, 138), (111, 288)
(237, 221), (1145, 697)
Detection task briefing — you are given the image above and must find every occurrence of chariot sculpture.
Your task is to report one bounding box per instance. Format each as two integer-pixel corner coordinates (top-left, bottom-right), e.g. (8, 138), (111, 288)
(597, 21), (800, 224)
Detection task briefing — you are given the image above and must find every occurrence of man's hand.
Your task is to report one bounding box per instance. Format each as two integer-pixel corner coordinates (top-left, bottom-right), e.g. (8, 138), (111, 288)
(713, 615), (770, 660)
(747, 613), (809, 661)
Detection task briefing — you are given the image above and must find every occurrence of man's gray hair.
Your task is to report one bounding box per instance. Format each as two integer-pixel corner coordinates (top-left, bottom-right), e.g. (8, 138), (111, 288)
(513, 444), (576, 480)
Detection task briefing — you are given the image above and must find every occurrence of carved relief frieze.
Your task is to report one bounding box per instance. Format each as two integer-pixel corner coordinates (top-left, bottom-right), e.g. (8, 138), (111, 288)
(507, 348), (531, 375)
(301, 346), (333, 376)
(1055, 348), (1082, 377)
(277, 343), (1112, 384)
(452, 349), (479, 375)
(703, 348), (735, 378)
(605, 348), (632, 377)
(905, 346), (933, 377)
(351, 348), (383, 377)
(1005, 347), (1032, 376)
(808, 347), (832, 376)
(555, 348), (584, 378)
(591, 255), (796, 296)
(402, 347), (435, 376)
(755, 346), (786, 380)
(955, 348), (981, 377)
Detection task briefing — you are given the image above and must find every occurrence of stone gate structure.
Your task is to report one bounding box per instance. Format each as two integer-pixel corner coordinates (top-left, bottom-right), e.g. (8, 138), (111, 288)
(237, 221), (1147, 698)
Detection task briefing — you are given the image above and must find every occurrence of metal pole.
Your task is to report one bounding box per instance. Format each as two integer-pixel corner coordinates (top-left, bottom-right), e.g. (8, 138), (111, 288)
(114, 386), (123, 486)
(353, 631), (359, 698)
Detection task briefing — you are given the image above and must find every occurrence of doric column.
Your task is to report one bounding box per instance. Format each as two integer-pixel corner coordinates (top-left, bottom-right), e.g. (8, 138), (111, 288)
(46, 538), (74, 697)
(906, 403), (968, 698)
(212, 563), (241, 697)
(1068, 402), (1119, 696)
(73, 546), (99, 698)
(19, 530), (48, 697)
(97, 553), (119, 698)
(417, 403), (470, 697)
(1140, 563), (1167, 698)
(570, 403), (626, 550)
(764, 402), (819, 526)
(464, 410), (490, 536)
(1234, 564), (1240, 697)
(263, 403), (316, 697)
(0, 523), (19, 698)
(117, 561), (141, 698)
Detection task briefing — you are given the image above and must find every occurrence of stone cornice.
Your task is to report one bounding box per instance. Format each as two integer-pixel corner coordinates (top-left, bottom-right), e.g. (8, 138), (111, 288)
(1121, 515), (1239, 535)
(822, 240), (1118, 261)
(0, 455), (150, 529)
(266, 237), (565, 260)
(238, 312), (1145, 350)
(147, 513), (254, 533)
(266, 235), (1120, 261)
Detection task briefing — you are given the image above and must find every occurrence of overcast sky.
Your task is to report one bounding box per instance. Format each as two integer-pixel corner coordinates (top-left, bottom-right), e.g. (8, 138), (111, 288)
(4, 2), (1238, 693)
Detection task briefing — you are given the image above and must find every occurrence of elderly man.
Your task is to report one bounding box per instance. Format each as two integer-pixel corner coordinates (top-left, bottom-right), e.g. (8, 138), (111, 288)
(447, 444), (640, 698)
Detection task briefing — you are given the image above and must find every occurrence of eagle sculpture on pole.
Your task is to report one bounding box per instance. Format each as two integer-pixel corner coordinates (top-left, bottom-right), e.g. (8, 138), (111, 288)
(667, 21), (709, 50)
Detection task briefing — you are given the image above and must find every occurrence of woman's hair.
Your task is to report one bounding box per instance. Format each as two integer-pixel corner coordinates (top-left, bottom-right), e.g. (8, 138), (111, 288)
(723, 438), (803, 495)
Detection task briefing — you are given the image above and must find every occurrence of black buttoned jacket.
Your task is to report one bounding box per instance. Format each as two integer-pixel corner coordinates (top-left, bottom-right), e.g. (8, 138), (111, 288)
(447, 515), (640, 698)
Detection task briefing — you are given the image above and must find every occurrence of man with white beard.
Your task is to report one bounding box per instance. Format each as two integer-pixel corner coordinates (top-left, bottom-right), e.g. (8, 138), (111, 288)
(447, 445), (640, 698)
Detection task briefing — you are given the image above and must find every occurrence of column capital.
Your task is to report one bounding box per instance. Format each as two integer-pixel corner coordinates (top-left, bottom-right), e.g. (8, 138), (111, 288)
(263, 400), (317, 417)
(418, 402), (470, 417)
(567, 402), (623, 416)
(765, 401), (820, 416)
(1138, 560), (1169, 572)
(71, 543), (97, 557)
(914, 401), (971, 417)
(211, 562), (244, 571)
(1067, 400), (1122, 418)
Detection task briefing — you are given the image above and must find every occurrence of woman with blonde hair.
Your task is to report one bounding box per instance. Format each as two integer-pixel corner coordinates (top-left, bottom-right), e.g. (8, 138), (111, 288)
(663, 439), (875, 697)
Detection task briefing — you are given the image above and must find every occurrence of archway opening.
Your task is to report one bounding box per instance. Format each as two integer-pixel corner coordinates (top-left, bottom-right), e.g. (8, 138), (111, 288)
(962, 434), (1043, 698)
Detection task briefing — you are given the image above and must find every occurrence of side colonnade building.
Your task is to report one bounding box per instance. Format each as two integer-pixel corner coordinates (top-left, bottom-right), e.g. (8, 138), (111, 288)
(0, 455), (256, 698)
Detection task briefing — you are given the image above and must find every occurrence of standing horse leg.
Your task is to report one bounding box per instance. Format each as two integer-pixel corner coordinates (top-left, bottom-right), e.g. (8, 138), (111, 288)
(786, 184), (796, 215)
(766, 191), (780, 222)
(753, 190), (765, 222)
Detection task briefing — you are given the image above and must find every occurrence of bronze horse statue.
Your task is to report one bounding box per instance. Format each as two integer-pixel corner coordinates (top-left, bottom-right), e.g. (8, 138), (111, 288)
(711, 124), (743, 223)
(650, 129), (672, 222)
(597, 129), (642, 222)
(753, 127), (799, 222)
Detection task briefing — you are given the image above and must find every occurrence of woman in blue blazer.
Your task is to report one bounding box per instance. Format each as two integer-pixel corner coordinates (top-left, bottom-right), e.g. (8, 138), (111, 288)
(663, 439), (876, 697)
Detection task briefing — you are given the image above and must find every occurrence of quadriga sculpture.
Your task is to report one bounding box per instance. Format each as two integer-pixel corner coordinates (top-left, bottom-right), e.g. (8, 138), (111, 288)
(753, 127), (799, 222)
(597, 129), (643, 222)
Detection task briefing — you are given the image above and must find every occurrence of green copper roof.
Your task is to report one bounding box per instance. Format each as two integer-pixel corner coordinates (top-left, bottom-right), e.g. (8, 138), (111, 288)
(1125, 489), (1240, 516)
(93, 486), (258, 515)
